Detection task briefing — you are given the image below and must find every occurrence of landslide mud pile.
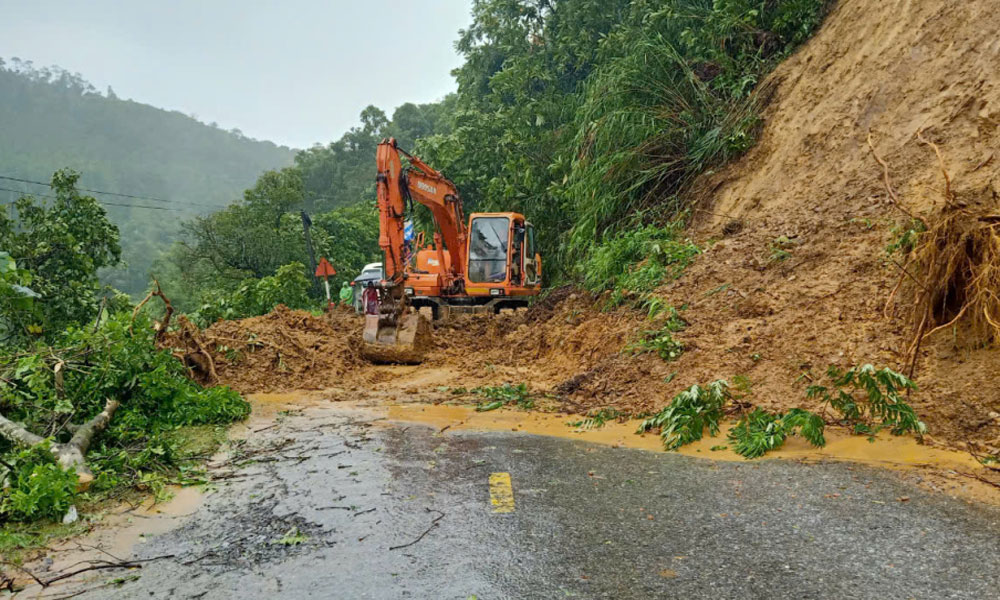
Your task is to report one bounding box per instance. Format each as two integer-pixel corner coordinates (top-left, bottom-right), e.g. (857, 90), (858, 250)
(429, 0), (1000, 452)
(165, 305), (363, 393)
(643, 0), (1000, 450)
(428, 289), (669, 414)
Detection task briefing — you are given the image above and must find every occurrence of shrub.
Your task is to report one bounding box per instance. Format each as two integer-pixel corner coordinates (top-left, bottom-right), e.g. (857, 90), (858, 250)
(0, 312), (249, 521)
(728, 408), (826, 459)
(0, 444), (78, 522)
(472, 383), (534, 412)
(628, 327), (684, 361)
(628, 305), (687, 360)
(807, 365), (925, 437)
(638, 380), (731, 450)
(579, 223), (699, 304)
(192, 261), (312, 326)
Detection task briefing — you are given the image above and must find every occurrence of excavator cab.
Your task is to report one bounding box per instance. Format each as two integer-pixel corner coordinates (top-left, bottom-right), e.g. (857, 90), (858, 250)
(462, 213), (541, 303)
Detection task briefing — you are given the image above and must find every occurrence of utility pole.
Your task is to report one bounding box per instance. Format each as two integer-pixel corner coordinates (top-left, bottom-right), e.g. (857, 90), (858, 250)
(300, 210), (320, 295)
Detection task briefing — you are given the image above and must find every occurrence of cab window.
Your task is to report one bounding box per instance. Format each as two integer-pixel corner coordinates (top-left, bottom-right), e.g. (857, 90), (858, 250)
(468, 216), (509, 283)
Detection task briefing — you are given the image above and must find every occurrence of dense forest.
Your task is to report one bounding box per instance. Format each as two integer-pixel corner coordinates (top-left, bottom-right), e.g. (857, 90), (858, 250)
(174, 0), (829, 315)
(0, 57), (295, 294)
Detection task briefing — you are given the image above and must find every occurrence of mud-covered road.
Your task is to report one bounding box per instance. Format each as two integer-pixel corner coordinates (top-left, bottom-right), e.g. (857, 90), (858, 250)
(17, 396), (999, 600)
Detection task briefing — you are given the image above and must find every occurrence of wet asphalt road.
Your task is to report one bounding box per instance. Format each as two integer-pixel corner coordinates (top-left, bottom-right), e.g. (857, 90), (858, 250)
(73, 407), (1000, 599)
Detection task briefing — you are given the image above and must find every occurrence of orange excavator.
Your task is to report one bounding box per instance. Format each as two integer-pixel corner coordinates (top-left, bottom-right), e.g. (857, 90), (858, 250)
(361, 138), (542, 363)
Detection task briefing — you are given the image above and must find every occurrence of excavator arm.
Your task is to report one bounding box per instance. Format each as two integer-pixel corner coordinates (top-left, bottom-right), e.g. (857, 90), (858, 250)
(365, 138), (464, 363)
(375, 138), (466, 292)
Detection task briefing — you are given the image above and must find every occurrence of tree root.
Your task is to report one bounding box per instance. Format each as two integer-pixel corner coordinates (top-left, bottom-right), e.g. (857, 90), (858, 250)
(885, 129), (1000, 377)
(174, 316), (219, 384)
(867, 131), (921, 222)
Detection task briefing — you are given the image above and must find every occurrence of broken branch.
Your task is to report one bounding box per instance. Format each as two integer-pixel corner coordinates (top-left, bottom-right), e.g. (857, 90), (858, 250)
(0, 398), (120, 488)
(130, 279), (174, 342)
(389, 508), (445, 550)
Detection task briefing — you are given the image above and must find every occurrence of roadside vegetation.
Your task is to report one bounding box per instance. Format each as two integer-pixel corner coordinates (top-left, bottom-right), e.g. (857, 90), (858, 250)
(1, 175), (247, 541)
(637, 366), (924, 458)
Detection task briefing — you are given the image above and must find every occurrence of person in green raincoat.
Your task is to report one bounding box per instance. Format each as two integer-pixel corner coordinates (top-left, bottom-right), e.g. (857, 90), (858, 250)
(338, 281), (353, 307)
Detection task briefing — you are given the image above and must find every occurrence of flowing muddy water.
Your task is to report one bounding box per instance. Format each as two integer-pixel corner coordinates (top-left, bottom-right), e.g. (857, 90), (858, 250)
(385, 403), (980, 471)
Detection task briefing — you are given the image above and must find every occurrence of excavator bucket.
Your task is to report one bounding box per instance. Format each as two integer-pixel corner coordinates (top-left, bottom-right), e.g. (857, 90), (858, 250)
(360, 311), (432, 364)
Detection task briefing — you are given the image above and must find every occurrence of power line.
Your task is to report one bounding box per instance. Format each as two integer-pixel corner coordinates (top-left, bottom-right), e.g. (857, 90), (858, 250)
(0, 186), (183, 211)
(0, 174), (229, 210)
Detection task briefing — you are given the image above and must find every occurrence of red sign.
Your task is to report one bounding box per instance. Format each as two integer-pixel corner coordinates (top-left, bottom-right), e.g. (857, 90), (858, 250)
(315, 257), (336, 278)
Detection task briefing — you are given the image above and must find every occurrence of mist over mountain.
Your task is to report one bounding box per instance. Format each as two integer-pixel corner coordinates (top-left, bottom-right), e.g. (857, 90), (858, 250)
(0, 57), (296, 294)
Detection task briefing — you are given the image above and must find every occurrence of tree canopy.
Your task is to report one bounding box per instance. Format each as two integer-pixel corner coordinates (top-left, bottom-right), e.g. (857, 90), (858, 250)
(0, 169), (121, 340)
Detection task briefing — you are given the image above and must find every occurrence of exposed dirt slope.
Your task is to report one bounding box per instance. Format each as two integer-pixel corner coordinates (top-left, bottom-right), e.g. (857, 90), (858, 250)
(652, 0), (1000, 450)
(420, 0), (1000, 452)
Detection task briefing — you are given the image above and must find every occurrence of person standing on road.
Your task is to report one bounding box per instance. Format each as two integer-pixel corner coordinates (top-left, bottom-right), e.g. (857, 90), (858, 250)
(362, 281), (380, 316)
(339, 281), (353, 307)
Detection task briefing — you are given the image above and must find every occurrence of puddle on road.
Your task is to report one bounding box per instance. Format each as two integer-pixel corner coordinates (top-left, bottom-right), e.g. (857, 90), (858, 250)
(100, 486), (204, 558)
(14, 486), (206, 594)
(385, 403), (998, 503)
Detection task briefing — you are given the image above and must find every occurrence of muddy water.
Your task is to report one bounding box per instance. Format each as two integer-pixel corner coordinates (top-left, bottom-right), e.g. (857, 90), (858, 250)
(383, 403), (999, 504)
(384, 404), (979, 470)
(13, 486), (205, 594)
(244, 391), (997, 503)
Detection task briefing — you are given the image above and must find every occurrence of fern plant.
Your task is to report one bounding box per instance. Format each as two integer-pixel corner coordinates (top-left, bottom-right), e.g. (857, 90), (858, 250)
(807, 365), (925, 437)
(638, 381), (731, 450)
(728, 408), (826, 459)
(568, 408), (624, 431)
(472, 383), (534, 412)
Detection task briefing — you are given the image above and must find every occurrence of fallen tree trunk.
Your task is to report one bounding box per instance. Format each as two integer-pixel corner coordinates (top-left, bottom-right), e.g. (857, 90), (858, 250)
(0, 398), (120, 489)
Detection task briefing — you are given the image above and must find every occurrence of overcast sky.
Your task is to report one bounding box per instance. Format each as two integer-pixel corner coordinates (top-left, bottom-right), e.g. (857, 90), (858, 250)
(0, 0), (472, 149)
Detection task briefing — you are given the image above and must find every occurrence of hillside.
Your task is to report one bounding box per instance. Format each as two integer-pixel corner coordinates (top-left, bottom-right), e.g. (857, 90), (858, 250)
(490, 0), (1000, 454)
(0, 59), (296, 294)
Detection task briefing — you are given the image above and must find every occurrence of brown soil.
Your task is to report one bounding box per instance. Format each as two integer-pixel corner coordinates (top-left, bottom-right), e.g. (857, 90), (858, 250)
(164, 305), (364, 393)
(664, 0), (1000, 454)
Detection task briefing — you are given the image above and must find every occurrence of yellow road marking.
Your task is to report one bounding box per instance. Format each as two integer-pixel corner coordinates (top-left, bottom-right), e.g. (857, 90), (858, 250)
(489, 472), (515, 513)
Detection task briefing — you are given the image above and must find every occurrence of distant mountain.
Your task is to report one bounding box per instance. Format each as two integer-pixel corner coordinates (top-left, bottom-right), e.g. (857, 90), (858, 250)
(0, 57), (296, 294)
